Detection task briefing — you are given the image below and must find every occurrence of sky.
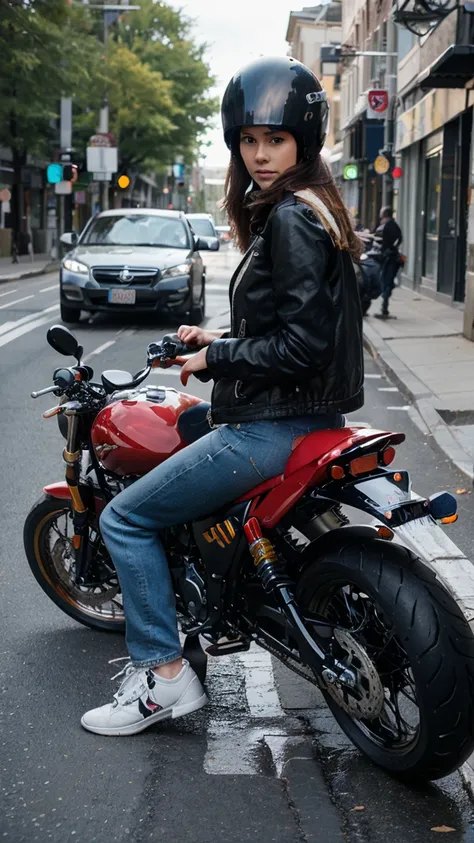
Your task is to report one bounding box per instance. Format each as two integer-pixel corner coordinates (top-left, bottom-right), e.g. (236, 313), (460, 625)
(169, 0), (305, 167)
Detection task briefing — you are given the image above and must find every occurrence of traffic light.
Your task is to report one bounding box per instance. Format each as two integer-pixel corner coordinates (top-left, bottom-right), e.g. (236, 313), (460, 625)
(117, 174), (131, 190)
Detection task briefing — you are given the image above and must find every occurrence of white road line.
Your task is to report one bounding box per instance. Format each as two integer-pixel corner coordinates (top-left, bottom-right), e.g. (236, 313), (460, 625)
(82, 340), (116, 362)
(207, 283), (230, 291)
(239, 649), (284, 718)
(378, 387), (399, 392)
(39, 284), (57, 293)
(0, 288), (18, 298)
(0, 303), (59, 337)
(365, 373), (382, 379)
(387, 405), (411, 411)
(0, 294), (34, 310)
(0, 310), (59, 348)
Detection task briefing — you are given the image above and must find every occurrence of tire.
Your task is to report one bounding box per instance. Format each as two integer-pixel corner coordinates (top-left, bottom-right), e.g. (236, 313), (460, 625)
(60, 301), (82, 324)
(296, 539), (474, 781)
(24, 494), (125, 632)
(189, 279), (206, 325)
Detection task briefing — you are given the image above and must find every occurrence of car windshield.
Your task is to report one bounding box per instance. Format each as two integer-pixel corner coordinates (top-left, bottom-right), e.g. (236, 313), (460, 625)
(189, 218), (215, 237)
(82, 214), (190, 249)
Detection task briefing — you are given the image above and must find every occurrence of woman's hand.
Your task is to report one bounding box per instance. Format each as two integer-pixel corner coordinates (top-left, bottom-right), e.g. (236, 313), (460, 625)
(177, 325), (221, 348)
(180, 347), (208, 386)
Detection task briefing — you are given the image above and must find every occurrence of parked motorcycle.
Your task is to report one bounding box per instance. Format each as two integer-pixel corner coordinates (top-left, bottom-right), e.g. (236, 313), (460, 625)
(357, 231), (382, 315)
(24, 325), (474, 781)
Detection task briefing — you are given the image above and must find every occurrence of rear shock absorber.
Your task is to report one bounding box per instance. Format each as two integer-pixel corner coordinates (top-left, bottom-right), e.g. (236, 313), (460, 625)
(244, 517), (289, 592)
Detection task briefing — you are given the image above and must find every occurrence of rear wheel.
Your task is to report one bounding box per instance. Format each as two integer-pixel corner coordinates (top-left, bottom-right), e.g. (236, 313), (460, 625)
(24, 494), (125, 632)
(296, 539), (474, 781)
(60, 301), (82, 324)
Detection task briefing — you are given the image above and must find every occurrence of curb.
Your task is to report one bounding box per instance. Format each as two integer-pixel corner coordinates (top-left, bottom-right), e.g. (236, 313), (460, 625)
(363, 321), (473, 480)
(0, 261), (60, 285)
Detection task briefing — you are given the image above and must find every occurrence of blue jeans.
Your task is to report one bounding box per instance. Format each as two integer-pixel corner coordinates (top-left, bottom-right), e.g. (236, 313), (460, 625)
(100, 405), (344, 667)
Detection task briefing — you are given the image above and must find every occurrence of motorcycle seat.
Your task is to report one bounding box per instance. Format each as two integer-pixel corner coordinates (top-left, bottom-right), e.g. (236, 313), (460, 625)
(237, 426), (404, 503)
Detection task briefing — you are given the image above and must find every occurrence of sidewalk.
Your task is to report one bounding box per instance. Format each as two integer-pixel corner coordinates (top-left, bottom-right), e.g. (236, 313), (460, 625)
(0, 252), (59, 283)
(364, 285), (474, 479)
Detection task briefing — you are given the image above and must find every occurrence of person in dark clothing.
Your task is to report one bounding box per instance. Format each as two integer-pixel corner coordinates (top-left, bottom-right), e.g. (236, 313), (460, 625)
(81, 55), (364, 737)
(374, 207), (402, 319)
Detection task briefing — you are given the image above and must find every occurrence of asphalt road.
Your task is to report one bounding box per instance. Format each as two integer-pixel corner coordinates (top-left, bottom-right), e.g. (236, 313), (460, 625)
(1, 248), (474, 843)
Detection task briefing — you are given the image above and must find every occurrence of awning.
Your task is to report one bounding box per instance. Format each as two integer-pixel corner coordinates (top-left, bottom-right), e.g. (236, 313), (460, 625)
(420, 45), (474, 89)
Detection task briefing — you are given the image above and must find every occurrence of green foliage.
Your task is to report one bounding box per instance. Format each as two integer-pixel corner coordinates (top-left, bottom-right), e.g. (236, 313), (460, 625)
(0, 0), (100, 156)
(0, 0), (217, 173)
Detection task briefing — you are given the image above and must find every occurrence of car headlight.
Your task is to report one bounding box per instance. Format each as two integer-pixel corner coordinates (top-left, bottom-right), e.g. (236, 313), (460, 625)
(63, 258), (89, 274)
(161, 263), (191, 279)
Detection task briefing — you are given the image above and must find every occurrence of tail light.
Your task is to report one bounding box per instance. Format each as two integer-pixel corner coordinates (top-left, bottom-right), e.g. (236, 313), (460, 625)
(381, 447), (396, 466)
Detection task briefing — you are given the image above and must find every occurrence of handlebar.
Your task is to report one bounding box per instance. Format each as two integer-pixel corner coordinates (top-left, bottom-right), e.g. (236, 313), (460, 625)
(31, 384), (60, 399)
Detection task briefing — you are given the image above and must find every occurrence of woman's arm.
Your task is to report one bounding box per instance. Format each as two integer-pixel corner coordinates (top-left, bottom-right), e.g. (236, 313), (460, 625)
(205, 205), (336, 382)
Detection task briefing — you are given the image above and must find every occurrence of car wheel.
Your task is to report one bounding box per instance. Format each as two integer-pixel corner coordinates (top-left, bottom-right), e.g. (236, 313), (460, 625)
(60, 302), (82, 324)
(189, 279), (206, 325)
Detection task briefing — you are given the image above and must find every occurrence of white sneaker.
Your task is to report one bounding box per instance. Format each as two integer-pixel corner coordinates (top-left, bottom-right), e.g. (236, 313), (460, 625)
(81, 658), (208, 736)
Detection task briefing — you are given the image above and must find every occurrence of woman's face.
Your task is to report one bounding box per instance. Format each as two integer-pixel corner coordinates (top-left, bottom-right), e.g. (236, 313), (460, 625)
(239, 126), (297, 189)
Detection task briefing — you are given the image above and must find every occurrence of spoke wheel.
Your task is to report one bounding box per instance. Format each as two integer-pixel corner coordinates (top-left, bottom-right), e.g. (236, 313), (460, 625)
(24, 494), (125, 631)
(296, 539), (474, 781)
(310, 581), (420, 753)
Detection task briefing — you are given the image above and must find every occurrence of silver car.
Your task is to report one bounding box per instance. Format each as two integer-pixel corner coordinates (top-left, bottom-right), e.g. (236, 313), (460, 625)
(59, 208), (209, 324)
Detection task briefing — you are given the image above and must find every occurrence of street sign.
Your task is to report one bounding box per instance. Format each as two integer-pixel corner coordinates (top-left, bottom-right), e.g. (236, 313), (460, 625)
(367, 90), (389, 113)
(46, 163), (63, 184)
(93, 172), (112, 181)
(54, 181), (73, 195)
(374, 155), (390, 175)
(87, 146), (118, 175)
(89, 132), (116, 148)
(343, 164), (358, 180)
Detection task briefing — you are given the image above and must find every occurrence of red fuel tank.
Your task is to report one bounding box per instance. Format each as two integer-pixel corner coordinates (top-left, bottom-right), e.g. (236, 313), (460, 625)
(91, 386), (203, 476)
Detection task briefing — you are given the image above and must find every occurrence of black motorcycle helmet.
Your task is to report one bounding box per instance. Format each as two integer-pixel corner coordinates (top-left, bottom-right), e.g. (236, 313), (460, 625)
(221, 55), (329, 160)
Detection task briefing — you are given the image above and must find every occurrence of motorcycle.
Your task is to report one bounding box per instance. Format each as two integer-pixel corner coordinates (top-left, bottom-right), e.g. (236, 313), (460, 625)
(357, 231), (383, 316)
(24, 324), (474, 782)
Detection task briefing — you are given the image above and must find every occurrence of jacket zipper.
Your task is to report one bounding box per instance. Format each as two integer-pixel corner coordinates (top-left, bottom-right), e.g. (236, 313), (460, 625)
(230, 248), (256, 335)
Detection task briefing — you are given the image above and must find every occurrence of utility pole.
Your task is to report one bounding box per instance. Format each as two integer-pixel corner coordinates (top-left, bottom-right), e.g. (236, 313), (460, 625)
(99, 10), (110, 211)
(382, 16), (397, 208)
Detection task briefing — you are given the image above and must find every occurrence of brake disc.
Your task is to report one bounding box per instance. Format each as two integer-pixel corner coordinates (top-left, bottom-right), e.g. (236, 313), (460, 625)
(322, 628), (384, 720)
(51, 538), (120, 607)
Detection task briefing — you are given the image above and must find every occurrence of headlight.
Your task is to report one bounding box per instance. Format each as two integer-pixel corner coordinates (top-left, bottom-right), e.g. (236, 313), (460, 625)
(161, 263), (191, 279)
(63, 258), (89, 274)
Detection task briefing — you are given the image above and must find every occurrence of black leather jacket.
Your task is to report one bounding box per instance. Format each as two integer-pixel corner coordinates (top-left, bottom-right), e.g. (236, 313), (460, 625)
(205, 195), (364, 424)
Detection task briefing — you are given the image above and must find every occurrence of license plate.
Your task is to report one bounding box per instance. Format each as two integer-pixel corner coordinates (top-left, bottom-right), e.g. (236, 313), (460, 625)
(108, 288), (136, 304)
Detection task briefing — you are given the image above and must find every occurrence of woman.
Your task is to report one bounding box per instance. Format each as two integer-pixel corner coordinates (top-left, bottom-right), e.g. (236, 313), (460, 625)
(81, 55), (364, 737)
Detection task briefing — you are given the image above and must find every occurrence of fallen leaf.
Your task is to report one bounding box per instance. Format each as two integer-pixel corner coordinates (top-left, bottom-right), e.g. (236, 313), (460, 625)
(351, 805), (365, 811)
(456, 489), (469, 495)
(431, 826), (456, 833)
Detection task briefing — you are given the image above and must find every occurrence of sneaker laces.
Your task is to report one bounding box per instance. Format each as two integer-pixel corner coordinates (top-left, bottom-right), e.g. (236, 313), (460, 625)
(108, 657), (148, 705)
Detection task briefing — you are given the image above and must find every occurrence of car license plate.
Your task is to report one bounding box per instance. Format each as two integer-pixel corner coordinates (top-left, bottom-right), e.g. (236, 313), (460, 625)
(108, 288), (136, 305)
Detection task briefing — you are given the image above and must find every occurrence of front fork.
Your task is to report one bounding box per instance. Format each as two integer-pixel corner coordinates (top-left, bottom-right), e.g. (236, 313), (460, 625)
(244, 517), (356, 690)
(63, 412), (90, 584)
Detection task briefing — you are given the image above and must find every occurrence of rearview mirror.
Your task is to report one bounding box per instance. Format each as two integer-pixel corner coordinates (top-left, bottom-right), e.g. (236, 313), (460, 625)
(195, 237), (209, 251)
(60, 232), (78, 247)
(47, 324), (80, 358)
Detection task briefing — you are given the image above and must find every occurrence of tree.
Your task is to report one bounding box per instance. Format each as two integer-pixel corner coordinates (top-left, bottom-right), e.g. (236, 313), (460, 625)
(114, 0), (219, 170)
(0, 0), (100, 251)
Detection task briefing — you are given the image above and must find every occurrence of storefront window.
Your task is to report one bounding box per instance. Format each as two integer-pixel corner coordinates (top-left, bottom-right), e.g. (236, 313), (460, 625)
(423, 151), (441, 281)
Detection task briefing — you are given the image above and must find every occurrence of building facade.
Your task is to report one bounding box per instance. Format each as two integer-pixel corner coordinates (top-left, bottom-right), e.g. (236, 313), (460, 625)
(395, 6), (474, 320)
(286, 2), (343, 154)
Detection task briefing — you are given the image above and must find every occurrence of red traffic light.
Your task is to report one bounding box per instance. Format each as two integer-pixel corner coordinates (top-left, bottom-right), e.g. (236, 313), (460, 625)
(392, 166), (403, 179)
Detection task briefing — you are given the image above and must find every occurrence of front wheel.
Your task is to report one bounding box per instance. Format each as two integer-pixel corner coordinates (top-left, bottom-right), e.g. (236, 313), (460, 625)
(296, 539), (474, 781)
(24, 494), (125, 632)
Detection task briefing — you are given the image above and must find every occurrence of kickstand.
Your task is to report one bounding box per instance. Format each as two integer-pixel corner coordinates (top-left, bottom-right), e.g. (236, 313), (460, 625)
(182, 634), (208, 685)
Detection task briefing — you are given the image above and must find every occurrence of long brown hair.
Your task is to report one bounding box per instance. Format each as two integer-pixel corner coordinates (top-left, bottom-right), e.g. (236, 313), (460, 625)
(223, 151), (362, 261)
